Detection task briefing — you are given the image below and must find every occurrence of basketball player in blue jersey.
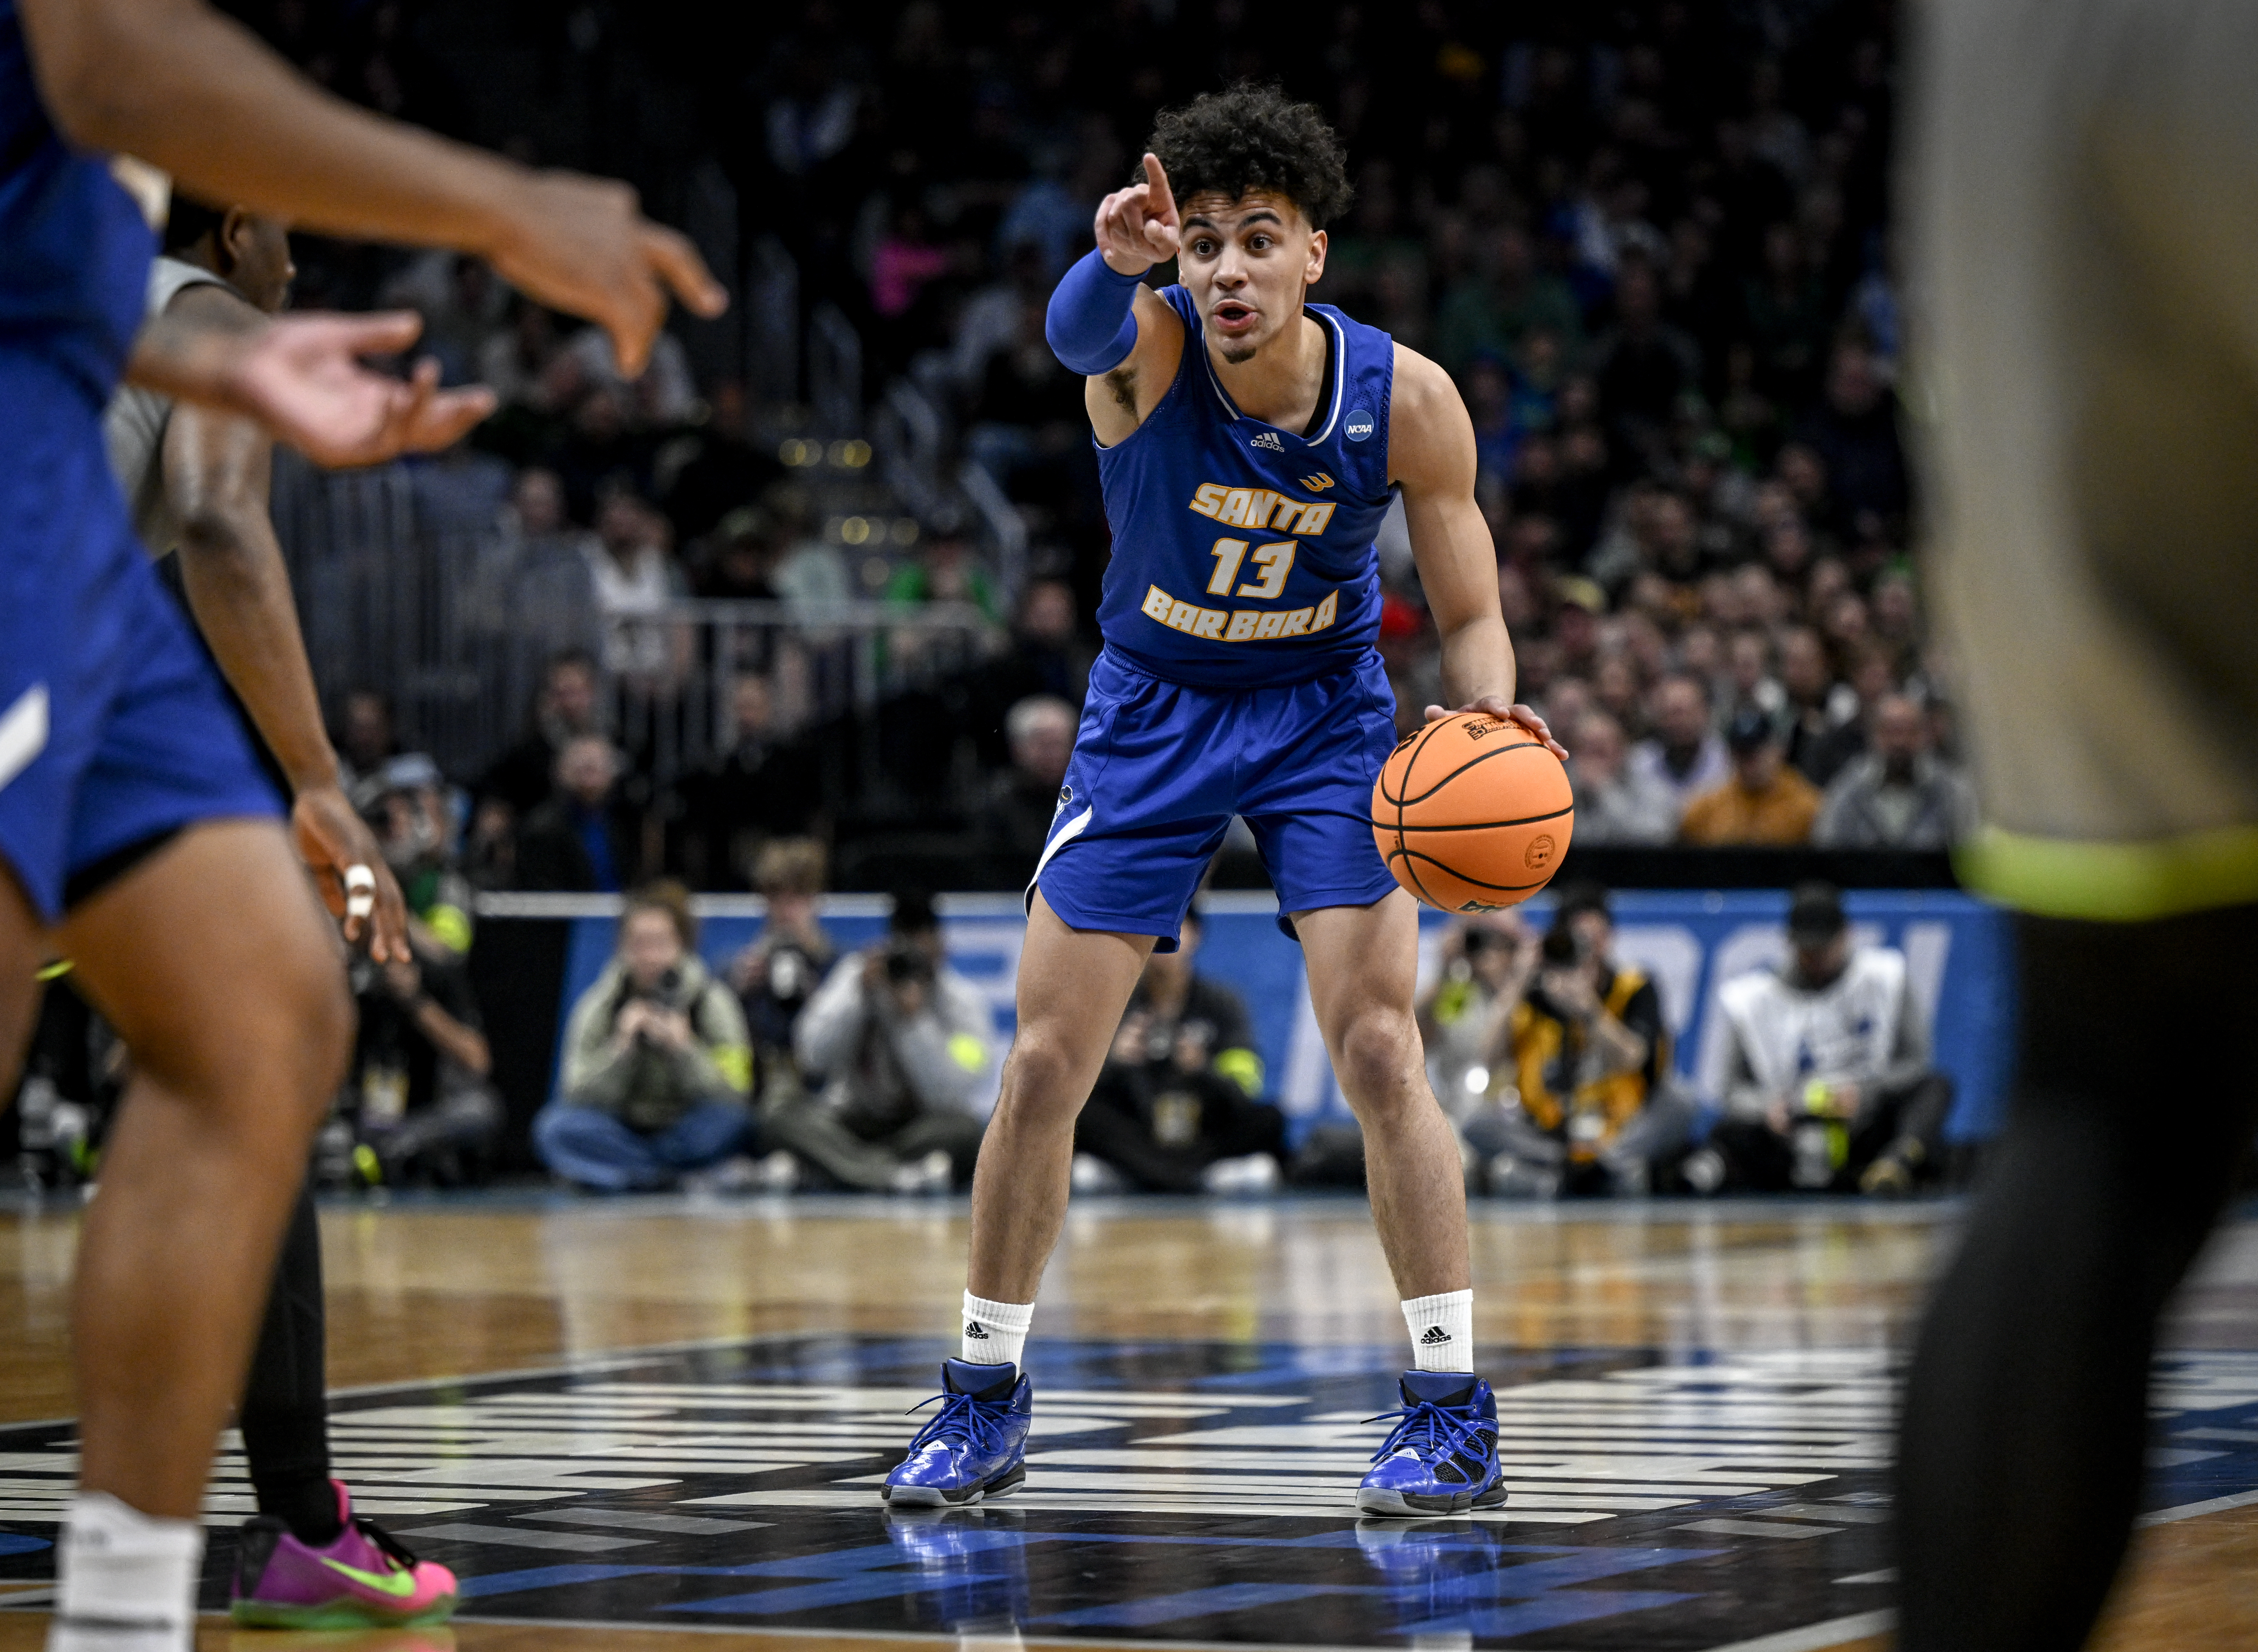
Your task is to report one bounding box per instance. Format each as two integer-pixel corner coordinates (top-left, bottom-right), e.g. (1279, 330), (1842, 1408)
(885, 85), (1562, 1517)
(1, 3), (720, 1646)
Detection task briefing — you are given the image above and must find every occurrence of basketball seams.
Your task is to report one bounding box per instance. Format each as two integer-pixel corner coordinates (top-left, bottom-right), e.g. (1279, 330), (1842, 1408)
(1392, 736), (1545, 808)
(1377, 715), (1457, 808)
(1391, 801), (1575, 833)
(1380, 715), (1455, 909)
(1390, 846), (1555, 894)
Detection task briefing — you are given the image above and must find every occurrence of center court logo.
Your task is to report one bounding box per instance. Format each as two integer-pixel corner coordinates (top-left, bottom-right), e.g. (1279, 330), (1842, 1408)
(1344, 408), (1375, 441)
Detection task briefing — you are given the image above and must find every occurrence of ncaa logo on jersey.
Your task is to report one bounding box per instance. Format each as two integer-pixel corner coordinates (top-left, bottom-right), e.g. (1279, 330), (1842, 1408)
(1344, 408), (1375, 441)
(1248, 429), (1284, 452)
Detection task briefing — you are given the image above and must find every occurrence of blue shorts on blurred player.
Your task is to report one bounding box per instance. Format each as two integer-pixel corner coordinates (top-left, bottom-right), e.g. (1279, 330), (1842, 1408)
(1029, 645), (1400, 949)
(0, 352), (279, 924)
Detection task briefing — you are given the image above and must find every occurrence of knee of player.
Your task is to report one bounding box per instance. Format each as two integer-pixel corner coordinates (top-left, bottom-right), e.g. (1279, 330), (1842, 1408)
(998, 1031), (1092, 1116)
(1329, 1008), (1422, 1107)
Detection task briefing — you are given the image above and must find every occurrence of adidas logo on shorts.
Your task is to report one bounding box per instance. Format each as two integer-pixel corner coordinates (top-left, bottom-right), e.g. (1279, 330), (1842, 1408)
(1418, 1325), (1453, 1346)
(1249, 430), (1284, 452)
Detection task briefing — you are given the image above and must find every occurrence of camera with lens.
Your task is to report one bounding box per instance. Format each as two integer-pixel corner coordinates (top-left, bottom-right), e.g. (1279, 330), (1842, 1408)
(629, 964), (683, 1003)
(881, 940), (935, 989)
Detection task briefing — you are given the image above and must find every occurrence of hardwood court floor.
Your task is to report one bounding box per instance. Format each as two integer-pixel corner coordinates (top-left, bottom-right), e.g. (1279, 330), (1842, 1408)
(0, 1194), (2252, 1650)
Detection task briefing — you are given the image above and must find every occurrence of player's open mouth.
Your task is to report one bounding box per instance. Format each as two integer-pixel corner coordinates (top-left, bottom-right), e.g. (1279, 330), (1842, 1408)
(1213, 301), (1256, 332)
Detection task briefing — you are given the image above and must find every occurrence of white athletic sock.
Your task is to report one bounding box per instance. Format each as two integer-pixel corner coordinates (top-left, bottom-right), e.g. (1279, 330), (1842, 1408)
(1401, 1289), (1475, 1373)
(48, 1492), (203, 1652)
(961, 1290), (1032, 1368)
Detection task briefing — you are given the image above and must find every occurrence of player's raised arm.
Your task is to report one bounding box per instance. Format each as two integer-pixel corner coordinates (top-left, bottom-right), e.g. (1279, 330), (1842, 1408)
(18, 0), (724, 376)
(159, 282), (412, 962)
(1048, 152), (1187, 444)
(1389, 345), (1566, 758)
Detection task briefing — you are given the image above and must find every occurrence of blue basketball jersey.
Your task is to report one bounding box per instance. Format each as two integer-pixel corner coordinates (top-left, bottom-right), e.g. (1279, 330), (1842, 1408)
(1093, 287), (1394, 689)
(0, 0), (278, 926)
(0, 0), (156, 409)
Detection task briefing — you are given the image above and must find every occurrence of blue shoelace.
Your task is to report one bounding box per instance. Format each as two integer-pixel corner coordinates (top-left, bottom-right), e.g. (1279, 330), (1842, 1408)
(1365, 1396), (1492, 1466)
(905, 1386), (1015, 1456)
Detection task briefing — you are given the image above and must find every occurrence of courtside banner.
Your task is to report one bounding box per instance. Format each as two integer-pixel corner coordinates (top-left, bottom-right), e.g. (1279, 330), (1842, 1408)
(504, 889), (2014, 1144)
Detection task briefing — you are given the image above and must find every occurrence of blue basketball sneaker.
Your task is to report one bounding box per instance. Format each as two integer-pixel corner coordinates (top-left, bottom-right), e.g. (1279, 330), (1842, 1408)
(883, 1360), (1033, 1507)
(1356, 1371), (1508, 1516)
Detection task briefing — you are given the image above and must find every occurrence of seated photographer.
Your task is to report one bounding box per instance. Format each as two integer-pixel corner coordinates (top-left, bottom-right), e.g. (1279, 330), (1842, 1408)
(1122, 904), (1265, 1098)
(1689, 882), (1952, 1196)
(1417, 911), (1538, 1175)
(359, 751), (476, 953)
(1477, 884), (1694, 1197)
(1073, 913), (1286, 1193)
(535, 882), (757, 1191)
(334, 932), (502, 1188)
(772, 892), (991, 1193)
(727, 839), (838, 1107)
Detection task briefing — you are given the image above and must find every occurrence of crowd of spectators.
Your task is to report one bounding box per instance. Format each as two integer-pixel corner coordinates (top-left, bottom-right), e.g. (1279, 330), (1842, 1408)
(225, 1), (1961, 895)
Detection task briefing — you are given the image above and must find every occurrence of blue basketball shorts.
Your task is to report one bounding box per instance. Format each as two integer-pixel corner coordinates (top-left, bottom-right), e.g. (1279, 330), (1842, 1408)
(1029, 645), (1402, 950)
(0, 351), (282, 924)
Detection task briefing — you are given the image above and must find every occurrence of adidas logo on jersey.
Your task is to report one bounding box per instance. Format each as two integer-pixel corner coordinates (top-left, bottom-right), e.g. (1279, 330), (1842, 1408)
(1248, 430), (1285, 452)
(1418, 1325), (1453, 1346)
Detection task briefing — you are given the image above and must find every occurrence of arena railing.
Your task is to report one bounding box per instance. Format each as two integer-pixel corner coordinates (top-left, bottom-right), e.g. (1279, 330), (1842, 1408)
(602, 597), (998, 786)
(269, 453), (1003, 788)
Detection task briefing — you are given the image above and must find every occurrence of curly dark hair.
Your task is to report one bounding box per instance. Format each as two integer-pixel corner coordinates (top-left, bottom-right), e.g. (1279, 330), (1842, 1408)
(1146, 83), (1353, 231)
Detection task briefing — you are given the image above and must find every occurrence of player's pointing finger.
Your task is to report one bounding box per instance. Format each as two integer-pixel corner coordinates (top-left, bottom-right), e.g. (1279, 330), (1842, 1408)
(1143, 152), (1177, 225)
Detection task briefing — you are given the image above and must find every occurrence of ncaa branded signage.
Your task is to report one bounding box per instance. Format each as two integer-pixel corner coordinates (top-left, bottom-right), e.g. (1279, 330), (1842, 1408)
(1343, 408), (1375, 441)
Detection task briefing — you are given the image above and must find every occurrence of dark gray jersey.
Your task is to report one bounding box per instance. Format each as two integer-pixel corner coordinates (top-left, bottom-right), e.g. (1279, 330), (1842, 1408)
(102, 255), (232, 557)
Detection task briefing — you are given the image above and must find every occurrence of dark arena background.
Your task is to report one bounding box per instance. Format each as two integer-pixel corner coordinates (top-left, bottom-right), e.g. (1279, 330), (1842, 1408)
(4, 2), (2256, 1649)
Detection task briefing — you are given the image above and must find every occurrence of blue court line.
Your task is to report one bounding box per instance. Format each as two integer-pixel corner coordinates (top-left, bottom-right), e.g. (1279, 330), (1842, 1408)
(669, 1569), (1030, 1615)
(1032, 1580), (1368, 1629)
(455, 1533), (1730, 1623)
(1402, 1589), (1699, 1639)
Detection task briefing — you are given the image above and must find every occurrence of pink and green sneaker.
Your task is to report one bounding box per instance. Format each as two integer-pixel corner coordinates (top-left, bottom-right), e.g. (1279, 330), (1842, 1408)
(229, 1481), (457, 1628)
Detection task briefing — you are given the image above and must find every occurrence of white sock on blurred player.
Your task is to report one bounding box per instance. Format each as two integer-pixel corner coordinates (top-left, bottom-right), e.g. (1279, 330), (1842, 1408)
(1402, 1289), (1474, 1373)
(962, 1290), (1032, 1368)
(47, 1492), (202, 1652)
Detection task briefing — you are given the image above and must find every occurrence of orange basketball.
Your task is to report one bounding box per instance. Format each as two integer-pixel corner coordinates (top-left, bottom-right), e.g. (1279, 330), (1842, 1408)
(1370, 712), (1574, 912)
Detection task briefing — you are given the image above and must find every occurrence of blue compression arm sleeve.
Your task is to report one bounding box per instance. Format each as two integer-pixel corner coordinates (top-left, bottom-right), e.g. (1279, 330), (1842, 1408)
(1045, 249), (1144, 376)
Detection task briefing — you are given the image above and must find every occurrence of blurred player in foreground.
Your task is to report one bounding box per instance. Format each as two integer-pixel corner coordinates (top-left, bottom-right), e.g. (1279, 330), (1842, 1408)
(0, 1), (721, 1647)
(882, 85), (1560, 1517)
(102, 195), (452, 1627)
(1898, 5), (2258, 1647)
